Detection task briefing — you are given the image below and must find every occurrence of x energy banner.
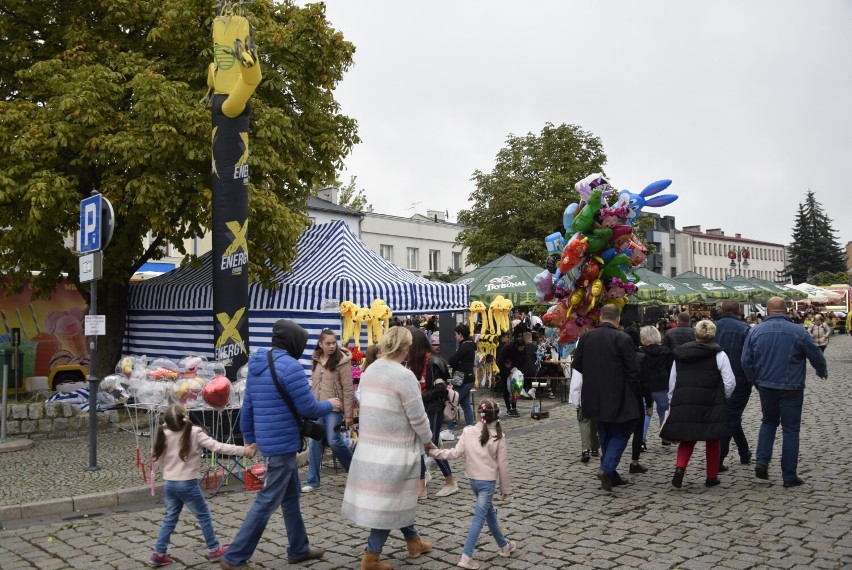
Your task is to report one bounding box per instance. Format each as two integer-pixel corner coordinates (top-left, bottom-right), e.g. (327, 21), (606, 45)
(207, 3), (261, 379)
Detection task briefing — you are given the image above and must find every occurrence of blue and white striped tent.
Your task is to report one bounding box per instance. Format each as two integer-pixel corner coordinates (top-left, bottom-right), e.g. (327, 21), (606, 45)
(125, 220), (469, 370)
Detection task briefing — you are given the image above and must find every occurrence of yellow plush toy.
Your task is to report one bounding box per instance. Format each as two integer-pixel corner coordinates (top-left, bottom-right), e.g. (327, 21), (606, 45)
(369, 299), (393, 343)
(469, 301), (488, 337)
(340, 301), (358, 345)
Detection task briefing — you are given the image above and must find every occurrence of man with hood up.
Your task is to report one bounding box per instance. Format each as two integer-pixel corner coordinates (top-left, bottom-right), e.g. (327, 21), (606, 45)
(221, 320), (342, 569)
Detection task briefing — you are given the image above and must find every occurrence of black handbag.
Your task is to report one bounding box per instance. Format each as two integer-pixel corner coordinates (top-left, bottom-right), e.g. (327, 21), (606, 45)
(267, 351), (326, 444)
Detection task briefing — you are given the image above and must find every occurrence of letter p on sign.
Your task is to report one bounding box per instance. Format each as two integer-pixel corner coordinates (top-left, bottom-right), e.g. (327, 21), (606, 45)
(80, 194), (102, 253)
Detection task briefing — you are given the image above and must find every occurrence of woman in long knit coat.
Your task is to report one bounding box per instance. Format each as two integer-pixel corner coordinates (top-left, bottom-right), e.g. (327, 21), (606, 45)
(661, 320), (735, 489)
(341, 326), (435, 570)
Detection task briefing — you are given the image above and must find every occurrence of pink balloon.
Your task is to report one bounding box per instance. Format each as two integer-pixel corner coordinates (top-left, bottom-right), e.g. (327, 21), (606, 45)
(203, 375), (232, 409)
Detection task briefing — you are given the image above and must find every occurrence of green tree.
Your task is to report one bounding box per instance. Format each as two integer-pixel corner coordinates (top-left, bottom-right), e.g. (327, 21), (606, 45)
(0, 0), (358, 376)
(784, 191), (846, 283)
(456, 123), (607, 267)
(425, 268), (464, 283)
(336, 175), (372, 212)
(810, 271), (850, 287)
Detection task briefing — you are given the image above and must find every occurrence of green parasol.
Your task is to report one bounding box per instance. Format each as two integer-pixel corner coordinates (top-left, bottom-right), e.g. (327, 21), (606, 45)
(723, 275), (773, 303)
(747, 278), (807, 300)
(632, 268), (704, 304)
(674, 271), (746, 300)
(452, 253), (546, 307)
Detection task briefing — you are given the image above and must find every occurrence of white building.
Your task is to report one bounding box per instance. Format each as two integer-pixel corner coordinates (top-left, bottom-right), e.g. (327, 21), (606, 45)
(680, 226), (787, 282)
(361, 209), (474, 276)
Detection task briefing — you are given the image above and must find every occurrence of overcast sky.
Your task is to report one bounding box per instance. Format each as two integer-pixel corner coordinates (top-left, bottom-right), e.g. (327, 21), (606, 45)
(321, 1), (850, 248)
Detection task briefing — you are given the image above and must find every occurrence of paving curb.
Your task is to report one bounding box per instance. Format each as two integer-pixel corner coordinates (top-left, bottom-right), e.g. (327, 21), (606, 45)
(0, 438), (35, 453)
(0, 484), (165, 523)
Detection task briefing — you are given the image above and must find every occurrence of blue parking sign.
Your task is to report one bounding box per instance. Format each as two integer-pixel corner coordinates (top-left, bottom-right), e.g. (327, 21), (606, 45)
(80, 194), (102, 253)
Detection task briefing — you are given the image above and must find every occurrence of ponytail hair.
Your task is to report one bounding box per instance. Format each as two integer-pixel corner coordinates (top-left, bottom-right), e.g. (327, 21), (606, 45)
(477, 399), (503, 446)
(151, 404), (194, 462)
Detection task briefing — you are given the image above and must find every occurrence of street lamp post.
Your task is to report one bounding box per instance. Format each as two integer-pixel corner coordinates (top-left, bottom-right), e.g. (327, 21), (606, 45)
(728, 246), (750, 276)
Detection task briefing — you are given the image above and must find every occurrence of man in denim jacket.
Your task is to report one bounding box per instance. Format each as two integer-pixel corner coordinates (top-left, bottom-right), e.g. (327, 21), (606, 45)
(715, 300), (754, 471)
(742, 297), (827, 488)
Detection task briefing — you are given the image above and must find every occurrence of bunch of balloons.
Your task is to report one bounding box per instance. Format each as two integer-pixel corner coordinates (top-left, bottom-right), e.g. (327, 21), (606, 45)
(535, 173), (678, 344)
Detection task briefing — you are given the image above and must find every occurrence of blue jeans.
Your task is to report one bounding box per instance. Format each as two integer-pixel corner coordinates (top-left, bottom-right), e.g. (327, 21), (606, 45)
(155, 479), (219, 554)
(367, 525), (417, 554)
(643, 390), (669, 441)
(449, 383), (475, 428)
(306, 411), (353, 488)
(463, 479), (509, 557)
(721, 377), (753, 463)
(222, 454), (311, 564)
(756, 387), (804, 483)
(597, 420), (634, 479)
(421, 409), (452, 479)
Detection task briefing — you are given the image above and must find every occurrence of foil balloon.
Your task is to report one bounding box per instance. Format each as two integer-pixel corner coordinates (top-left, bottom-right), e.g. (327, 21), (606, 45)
(203, 375), (232, 409)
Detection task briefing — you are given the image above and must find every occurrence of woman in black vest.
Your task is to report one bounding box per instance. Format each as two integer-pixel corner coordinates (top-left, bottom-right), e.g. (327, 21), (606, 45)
(661, 320), (736, 489)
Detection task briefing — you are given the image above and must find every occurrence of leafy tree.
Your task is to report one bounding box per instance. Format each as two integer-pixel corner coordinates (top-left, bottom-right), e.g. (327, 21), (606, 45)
(0, 0), (358, 376)
(810, 271), (850, 287)
(784, 191), (846, 284)
(336, 175), (372, 212)
(425, 268), (464, 283)
(456, 123), (607, 267)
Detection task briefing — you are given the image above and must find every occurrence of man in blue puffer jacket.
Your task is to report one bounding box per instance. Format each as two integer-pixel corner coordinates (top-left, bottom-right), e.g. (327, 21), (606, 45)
(222, 319), (341, 569)
(741, 297), (827, 489)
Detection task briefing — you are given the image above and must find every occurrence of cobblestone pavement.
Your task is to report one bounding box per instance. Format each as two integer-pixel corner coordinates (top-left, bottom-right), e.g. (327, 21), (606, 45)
(1, 335), (851, 569)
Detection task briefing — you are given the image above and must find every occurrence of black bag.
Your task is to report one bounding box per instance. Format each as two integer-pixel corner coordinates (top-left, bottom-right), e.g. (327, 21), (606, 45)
(267, 351), (325, 446)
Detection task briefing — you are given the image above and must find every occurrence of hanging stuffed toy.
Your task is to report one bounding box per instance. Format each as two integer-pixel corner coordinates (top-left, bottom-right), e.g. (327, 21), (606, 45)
(340, 301), (358, 345)
(469, 301), (488, 337)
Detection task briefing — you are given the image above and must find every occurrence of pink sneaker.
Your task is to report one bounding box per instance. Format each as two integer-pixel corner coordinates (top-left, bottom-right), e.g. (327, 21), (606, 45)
(208, 545), (228, 562)
(148, 552), (174, 567)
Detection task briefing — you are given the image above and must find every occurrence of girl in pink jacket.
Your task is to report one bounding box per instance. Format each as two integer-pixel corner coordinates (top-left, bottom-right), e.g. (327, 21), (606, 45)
(429, 399), (518, 569)
(149, 404), (255, 567)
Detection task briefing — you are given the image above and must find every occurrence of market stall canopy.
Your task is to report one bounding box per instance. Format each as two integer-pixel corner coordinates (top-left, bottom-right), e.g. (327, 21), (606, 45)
(453, 253), (546, 306)
(746, 277), (807, 300)
(632, 268), (703, 304)
(674, 271), (745, 300)
(787, 282), (844, 304)
(723, 275), (772, 302)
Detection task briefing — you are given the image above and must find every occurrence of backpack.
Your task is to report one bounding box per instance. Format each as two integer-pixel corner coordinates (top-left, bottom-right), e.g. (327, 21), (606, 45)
(441, 382), (459, 423)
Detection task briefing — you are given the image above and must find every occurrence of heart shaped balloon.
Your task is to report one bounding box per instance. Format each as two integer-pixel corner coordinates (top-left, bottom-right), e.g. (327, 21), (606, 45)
(203, 375), (232, 409)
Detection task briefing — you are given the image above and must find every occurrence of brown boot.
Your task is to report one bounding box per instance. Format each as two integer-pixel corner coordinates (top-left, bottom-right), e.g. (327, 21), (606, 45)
(405, 534), (433, 558)
(361, 549), (392, 570)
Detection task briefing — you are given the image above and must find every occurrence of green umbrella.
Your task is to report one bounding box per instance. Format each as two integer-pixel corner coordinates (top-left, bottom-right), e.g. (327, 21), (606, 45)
(632, 268), (704, 304)
(746, 277), (807, 300)
(452, 253), (547, 307)
(723, 275), (772, 303)
(674, 271), (746, 300)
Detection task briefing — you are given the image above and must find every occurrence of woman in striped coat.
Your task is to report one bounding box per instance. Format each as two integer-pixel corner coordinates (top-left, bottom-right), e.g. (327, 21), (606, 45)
(341, 326), (435, 570)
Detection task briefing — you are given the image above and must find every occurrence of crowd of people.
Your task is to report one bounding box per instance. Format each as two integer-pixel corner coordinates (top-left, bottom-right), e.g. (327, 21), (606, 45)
(146, 298), (835, 569)
(572, 297), (829, 493)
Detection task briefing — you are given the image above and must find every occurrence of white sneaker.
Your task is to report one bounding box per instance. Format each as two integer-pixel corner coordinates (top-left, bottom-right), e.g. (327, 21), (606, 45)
(440, 429), (456, 441)
(435, 483), (459, 497)
(498, 540), (517, 557)
(457, 554), (480, 569)
(301, 485), (317, 493)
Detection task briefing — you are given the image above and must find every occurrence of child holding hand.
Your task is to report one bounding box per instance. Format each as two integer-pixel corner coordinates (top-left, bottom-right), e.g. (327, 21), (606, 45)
(428, 399), (517, 569)
(149, 404), (256, 567)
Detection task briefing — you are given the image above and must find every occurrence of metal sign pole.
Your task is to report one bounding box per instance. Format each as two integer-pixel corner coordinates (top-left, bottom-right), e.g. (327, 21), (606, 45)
(1, 364), (8, 443)
(86, 279), (100, 471)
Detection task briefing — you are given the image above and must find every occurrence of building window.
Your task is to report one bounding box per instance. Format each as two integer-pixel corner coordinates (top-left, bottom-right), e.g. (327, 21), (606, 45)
(428, 250), (440, 272)
(452, 252), (462, 271)
(406, 247), (419, 270)
(671, 267), (677, 278)
(380, 244), (393, 262)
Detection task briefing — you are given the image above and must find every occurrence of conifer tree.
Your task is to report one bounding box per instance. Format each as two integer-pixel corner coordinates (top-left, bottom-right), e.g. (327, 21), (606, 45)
(785, 191), (845, 283)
